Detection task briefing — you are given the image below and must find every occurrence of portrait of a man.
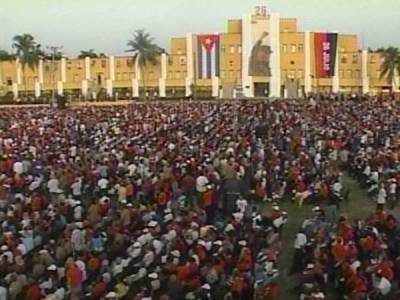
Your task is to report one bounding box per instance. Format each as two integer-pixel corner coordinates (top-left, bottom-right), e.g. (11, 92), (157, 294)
(249, 31), (272, 77)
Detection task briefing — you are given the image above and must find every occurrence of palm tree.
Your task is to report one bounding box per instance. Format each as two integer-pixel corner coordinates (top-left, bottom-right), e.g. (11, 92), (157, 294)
(126, 29), (164, 98)
(77, 49), (98, 59)
(380, 47), (400, 91)
(12, 34), (42, 95)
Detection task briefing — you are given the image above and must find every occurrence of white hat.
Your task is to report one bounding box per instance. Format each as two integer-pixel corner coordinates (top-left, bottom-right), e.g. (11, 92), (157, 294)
(148, 272), (158, 279)
(47, 264), (57, 271)
(213, 240), (223, 246)
(171, 250), (181, 258)
(133, 242), (141, 248)
(224, 224), (235, 232)
(148, 220), (158, 228)
(106, 292), (117, 298)
(201, 283), (211, 290)
(238, 240), (247, 246)
(75, 222), (83, 228)
(164, 214), (174, 223)
(0, 245), (8, 251)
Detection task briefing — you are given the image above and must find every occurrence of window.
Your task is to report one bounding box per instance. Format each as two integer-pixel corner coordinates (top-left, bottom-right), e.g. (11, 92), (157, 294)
(282, 44), (287, 53)
(352, 55), (358, 64)
(221, 71), (225, 79)
(339, 69), (344, 78)
(179, 56), (186, 65)
(91, 60), (96, 67)
(168, 71), (173, 79)
(230, 45), (235, 54)
(289, 69), (295, 78)
(354, 70), (360, 78)
(341, 56), (347, 64)
(116, 73), (121, 81)
(149, 72), (154, 80)
(221, 45), (226, 53)
(101, 60), (106, 68)
(177, 48), (182, 55)
(347, 70), (352, 78)
(73, 74), (79, 82)
(7, 78), (12, 86)
(127, 59), (132, 67)
(298, 44), (304, 53)
(237, 46), (242, 54)
(175, 71), (181, 79)
(168, 57), (173, 66)
(116, 60), (121, 68)
(291, 44), (296, 53)
(229, 71), (234, 78)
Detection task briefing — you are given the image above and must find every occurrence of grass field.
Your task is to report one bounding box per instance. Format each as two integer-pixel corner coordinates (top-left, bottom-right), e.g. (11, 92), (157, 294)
(267, 175), (378, 300)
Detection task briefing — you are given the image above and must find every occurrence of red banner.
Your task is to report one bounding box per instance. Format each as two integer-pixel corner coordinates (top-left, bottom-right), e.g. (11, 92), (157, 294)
(314, 33), (338, 78)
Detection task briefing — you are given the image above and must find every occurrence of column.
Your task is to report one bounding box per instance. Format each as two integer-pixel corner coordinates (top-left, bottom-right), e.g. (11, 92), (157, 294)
(132, 78), (139, 97)
(241, 13), (253, 97)
(332, 31), (340, 93)
(269, 12), (281, 97)
(159, 53), (167, 97)
(304, 31), (312, 95)
(212, 76), (219, 97)
(38, 59), (44, 84)
(61, 58), (66, 83)
(85, 57), (91, 80)
(16, 59), (22, 85)
(108, 56), (115, 96)
(12, 83), (18, 99)
(106, 79), (113, 97)
(81, 79), (88, 96)
(185, 33), (193, 97)
(361, 50), (370, 94)
(57, 81), (63, 95)
(34, 80), (41, 98)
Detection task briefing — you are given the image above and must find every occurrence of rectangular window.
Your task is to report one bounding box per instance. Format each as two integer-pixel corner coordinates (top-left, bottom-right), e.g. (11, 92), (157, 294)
(291, 44), (297, 53)
(179, 56), (186, 65)
(354, 70), (360, 78)
(352, 54), (358, 64)
(298, 44), (304, 53)
(289, 69), (295, 77)
(101, 60), (106, 68)
(221, 45), (226, 53)
(116, 61), (121, 68)
(221, 71), (225, 79)
(341, 56), (347, 64)
(168, 57), (173, 66)
(91, 60), (96, 67)
(73, 74), (79, 82)
(339, 69), (344, 78)
(237, 46), (242, 54)
(127, 59), (132, 67)
(230, 45), (235, 54)
(168, 71), (173, 79)
(282, 44), (287, 53)
(175, 71), (181, 79)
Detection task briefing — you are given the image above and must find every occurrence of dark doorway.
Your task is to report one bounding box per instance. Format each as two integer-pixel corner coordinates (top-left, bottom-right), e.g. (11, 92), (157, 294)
(97, 74), (102, 85)
(254, 82), (269, 97)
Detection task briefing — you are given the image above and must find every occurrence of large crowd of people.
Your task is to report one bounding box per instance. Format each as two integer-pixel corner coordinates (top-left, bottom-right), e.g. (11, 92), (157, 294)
(0, 98), (398, 300)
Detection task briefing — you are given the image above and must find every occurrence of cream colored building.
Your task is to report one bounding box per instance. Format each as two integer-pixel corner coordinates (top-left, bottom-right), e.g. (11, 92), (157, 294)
(0, 8), (395, 99)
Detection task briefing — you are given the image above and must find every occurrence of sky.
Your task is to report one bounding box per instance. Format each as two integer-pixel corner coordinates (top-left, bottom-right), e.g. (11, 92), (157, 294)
(1, 0), (399, 56)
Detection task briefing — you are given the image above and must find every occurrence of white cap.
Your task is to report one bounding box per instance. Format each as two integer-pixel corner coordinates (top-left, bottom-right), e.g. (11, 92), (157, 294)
(224, 224), (235, 232)
(47, 264), (57, 271)
(148, 272), (158, 279)
(171, 250), (181, 258)
(238, 240), (247, 246)
(106, 292), (117, 298)
(201, 283), (211, 290)
(148, 220), (158, 228)
(213, 240), (223, 246)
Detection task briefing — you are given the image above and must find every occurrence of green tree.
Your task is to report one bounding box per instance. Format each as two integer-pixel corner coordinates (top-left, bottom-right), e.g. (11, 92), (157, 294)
(0, 49), (15, 61)
(12, 33), (42, 95)
(126, 29), (164, 98)
(77, 49), (98, 59)
(380, 47), (400, 90)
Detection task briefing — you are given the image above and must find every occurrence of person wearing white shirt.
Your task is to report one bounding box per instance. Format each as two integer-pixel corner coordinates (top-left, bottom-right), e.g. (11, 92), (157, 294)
(71, 179), (82, 200)
(377, 184), (387, 210)
(47, 178), (60, 194)
(13, 161), (23, 175)
(290, 230), (307, 274)
(373, 273), (391, 296)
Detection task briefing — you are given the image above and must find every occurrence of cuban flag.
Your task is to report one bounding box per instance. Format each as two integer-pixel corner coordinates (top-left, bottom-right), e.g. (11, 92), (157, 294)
(197, 34), (220, 79)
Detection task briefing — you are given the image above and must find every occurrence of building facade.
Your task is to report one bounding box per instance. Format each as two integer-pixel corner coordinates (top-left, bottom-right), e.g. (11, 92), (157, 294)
(0, 7), (397, 99)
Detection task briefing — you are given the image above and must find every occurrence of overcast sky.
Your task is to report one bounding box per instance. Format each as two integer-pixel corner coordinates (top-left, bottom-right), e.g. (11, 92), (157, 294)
(1, 0), (399, 56)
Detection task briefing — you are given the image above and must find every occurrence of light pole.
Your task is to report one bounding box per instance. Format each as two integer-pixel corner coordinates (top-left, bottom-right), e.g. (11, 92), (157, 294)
(46, 46), (63, 108)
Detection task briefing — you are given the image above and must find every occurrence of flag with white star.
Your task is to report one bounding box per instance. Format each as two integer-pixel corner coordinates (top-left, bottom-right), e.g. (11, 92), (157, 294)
(197, 34), (220, 79)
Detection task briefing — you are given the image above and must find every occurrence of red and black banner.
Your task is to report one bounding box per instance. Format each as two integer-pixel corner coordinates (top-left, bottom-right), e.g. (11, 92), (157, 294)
(314, 33), (338, 78)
